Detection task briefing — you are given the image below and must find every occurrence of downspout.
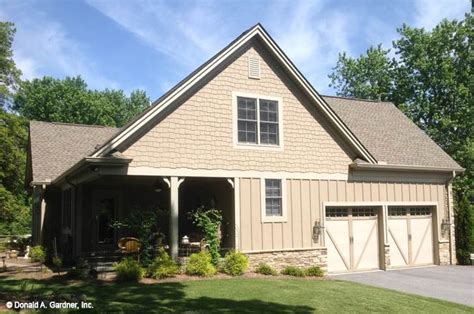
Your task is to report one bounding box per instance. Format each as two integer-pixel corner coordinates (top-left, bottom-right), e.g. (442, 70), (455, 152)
(447, 171), (456, 265)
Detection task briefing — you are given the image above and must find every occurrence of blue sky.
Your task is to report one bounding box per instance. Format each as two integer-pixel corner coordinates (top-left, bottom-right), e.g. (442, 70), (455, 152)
(0, 0), (470, 100)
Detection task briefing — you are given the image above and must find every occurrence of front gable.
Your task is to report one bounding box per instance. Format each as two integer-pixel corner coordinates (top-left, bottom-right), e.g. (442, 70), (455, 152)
(122, 39), (357, 175)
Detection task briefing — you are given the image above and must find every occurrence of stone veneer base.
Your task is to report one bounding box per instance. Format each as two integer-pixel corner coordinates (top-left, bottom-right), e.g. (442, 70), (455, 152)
(245, 248), (327, 272)
(438, 241), (451, 265)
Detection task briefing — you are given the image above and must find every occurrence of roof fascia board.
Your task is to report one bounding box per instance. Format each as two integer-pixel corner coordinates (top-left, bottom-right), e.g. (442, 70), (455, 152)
(350, 162), (465, 173)
(52, 157), (132, 185)
(92, 25), (377, 164)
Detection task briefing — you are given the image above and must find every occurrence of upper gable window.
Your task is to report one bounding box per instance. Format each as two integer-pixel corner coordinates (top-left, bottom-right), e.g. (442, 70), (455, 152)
(234, 93), (283, 149)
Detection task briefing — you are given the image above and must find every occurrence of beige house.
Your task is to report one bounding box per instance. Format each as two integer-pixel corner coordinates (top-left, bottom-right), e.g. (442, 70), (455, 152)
(27, 24), (463, 273)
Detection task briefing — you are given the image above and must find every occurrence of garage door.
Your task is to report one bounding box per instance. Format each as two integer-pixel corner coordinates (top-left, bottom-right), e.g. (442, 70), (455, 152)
(388, 207), (434, 267)
(325, 207), (380, 273)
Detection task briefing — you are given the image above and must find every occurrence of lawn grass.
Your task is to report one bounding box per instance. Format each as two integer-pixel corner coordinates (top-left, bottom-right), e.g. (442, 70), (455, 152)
(0, 276), (472, 313)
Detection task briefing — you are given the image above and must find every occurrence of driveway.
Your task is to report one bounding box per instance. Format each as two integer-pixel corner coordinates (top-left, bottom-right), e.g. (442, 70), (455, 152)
(333, 266), (474, 307)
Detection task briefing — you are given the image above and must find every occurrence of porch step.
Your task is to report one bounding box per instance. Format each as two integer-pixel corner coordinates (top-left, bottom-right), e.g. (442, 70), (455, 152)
(82, 252), (122, 273)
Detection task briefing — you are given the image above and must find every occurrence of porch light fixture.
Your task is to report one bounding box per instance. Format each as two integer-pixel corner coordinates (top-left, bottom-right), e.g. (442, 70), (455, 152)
(312, 220), (324, 242)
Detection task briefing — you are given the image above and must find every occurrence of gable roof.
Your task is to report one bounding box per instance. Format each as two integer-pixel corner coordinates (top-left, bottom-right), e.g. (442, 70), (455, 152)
(26, 24), (463, 186)
(89, 23), (377, 164)
(323, 96), (462, 171)
(28, 121), (118, 184)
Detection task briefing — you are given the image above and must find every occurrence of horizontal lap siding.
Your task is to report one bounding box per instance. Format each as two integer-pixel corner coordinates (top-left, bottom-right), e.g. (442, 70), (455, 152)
(240, 178), (447, 252)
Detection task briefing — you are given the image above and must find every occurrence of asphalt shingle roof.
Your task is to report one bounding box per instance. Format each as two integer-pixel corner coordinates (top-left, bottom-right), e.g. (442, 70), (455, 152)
(27, 96), (462, 184)
(28, 121), (118, 183)
(323, 96), (461, 170)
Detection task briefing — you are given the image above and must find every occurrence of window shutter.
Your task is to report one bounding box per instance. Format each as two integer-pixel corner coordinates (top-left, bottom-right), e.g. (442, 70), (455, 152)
(248, 57), (260, 79)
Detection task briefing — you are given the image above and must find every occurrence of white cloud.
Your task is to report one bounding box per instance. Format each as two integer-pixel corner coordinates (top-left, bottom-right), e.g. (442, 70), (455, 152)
(414, 0), (470, 30)
(0, 1), (118, 89)
(266, 1), (353, 93)
(86, 0), (229, 69)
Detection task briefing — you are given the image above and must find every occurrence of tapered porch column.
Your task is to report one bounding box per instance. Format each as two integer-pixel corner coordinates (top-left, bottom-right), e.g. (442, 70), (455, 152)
(168, 177), (184, 260)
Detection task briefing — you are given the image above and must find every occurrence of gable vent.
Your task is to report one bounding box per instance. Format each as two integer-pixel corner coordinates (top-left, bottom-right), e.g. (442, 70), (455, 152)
(248, 57), (260, 79)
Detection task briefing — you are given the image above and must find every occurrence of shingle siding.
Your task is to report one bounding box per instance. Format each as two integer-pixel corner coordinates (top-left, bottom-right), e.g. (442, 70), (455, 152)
(123, 43), (355, 173)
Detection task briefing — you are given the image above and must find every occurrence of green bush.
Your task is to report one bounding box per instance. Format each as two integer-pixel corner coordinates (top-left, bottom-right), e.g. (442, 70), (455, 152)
(52, 256), (63, 275)
(113, 257), (145, 282)
(281, 266), (305, 277)
(221, 251), (248, 276)
(29, 245), (46, 263)
(190, 207), (223, 265)
(147, 248), (180, 279)
(305, 266), (324, 277)
(255, 263), (277, 276)
(455, 195), (473, 265)
(185, 252), (216, 277)
(66, 267), (89, 279)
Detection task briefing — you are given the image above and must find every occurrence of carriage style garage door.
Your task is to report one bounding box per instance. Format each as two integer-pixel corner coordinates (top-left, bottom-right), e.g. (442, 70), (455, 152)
(387, 207), (434, 267)
(325, 207), (380, 273)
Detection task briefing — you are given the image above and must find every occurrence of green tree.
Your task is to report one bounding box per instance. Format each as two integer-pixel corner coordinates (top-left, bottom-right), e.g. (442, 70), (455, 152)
(13, 76), (150, 127)
(0, 21), (21, 106)
(0, 21), (29, 234)
(329, 14), (473, 263)
(329, 45), (395, 101)
(0, 110), (30, 234)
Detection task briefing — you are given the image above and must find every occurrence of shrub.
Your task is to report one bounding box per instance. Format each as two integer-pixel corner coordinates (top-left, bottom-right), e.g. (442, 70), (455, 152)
(185, 252), (216, 277)
(66, 267), (89, 279)
(190, 207), (223, 265)
(221, 251), (248, 276)
(255, 263), (277, 276)
(52, 256), (63, 275)
(305, 265), (324, 277)
(147, 248), (180, 279)
(29, 245), (46, 263)
(281, 266), (305, 277)
(113, 257), (145, 282)
(455, 195), (472, 265)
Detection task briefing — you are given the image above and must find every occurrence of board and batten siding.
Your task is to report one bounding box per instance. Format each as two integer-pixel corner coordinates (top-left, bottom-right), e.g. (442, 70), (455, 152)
(238, 177), (447, 253)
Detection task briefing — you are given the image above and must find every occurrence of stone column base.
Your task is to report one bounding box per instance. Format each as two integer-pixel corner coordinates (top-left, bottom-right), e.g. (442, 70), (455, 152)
(438, 241), (450, 265)
(383, 244), (390, 269)
(245, 248), (327, 272)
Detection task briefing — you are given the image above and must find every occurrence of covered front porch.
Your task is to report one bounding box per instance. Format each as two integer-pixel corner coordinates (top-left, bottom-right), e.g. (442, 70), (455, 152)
(61, 175), (236, 261)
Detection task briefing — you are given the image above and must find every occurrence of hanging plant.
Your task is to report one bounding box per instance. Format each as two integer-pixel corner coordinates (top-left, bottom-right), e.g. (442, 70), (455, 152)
(190, 206), (223, 265)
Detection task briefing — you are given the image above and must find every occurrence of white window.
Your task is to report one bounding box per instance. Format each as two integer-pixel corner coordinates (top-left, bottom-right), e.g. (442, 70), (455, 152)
(233, 92), (283, 149)
(261, 178), (287, 222)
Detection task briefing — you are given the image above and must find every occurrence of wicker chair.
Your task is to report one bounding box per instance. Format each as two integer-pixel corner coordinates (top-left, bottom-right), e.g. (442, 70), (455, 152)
(117, 237), (140, 262)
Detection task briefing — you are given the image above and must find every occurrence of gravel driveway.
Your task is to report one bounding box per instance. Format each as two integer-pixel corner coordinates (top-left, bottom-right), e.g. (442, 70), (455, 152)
(333, 266), (474, 307)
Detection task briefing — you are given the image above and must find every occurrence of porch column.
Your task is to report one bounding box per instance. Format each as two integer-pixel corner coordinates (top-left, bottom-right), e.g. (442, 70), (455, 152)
(169, 177), (184, 260)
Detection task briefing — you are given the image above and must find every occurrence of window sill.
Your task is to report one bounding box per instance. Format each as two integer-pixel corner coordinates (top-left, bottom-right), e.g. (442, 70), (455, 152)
(261, 216), (287, 223)
(235, 143), (283, 151)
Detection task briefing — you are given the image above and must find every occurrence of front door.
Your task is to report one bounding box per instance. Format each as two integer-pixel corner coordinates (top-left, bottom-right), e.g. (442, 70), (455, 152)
(92, 191), (118, 252)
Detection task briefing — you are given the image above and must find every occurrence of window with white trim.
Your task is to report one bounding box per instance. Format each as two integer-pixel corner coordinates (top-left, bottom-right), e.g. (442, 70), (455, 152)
(237, 96), (280, 146)
(265, 179), (282, 216)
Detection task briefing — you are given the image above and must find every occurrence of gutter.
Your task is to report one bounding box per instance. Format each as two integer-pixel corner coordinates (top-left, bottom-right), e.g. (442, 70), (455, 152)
(350, 162), (465, 173)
